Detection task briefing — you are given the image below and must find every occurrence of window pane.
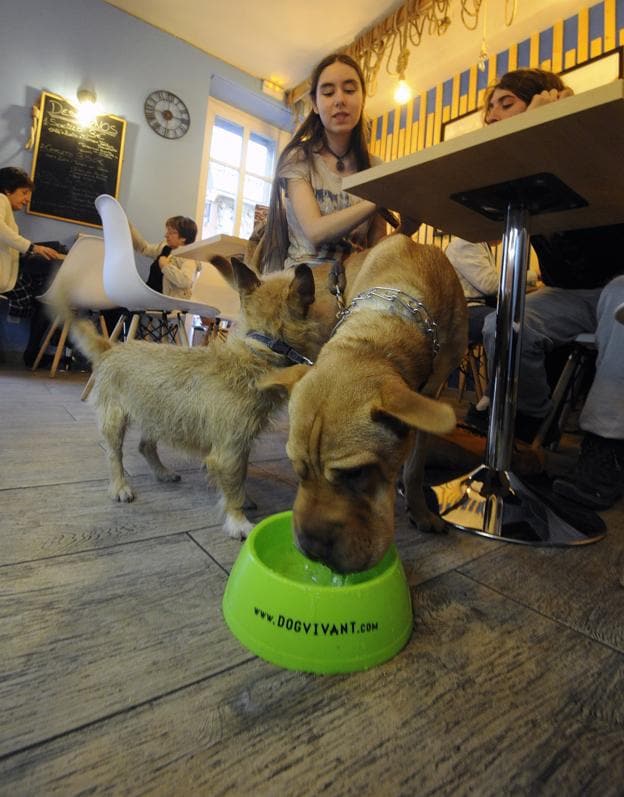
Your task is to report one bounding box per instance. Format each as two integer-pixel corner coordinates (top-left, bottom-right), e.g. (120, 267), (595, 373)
(208, 161), (239, 196)
(243, 174), (272, 206)
(202, 107), (278, 237)
(247, 132), (275, 177)
(240, 201), (256, 240)
(210, 117), (243, 166)
(204, 161), (238, 236)
(203, 194), (235, 237)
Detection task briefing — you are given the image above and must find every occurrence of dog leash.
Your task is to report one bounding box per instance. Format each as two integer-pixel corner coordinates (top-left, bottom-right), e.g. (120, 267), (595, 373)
(326, 211), (403, 314)
(246, 332), (313, 366)
(331, 287), (440, 358)
(327, 261), (347, 312)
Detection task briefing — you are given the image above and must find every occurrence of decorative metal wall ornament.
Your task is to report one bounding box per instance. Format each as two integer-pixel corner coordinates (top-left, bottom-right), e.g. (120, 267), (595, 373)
(349, 0), (455, 98)
(288, 0), (519, 115)
(477, 0), (489, 72)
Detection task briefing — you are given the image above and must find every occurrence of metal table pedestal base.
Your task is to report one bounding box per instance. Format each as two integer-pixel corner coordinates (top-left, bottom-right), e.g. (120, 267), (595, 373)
(430, 465), (606, 545)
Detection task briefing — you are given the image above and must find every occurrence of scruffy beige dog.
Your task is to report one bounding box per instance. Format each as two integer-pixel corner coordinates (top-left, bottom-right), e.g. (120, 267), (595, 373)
(52, 256), (349, 540)
(262, 235), (468, 573)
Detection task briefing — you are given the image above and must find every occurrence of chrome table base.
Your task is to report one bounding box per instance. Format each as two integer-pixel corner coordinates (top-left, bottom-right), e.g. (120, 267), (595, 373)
(430, 466), (606, 545)
(434, 197), (605, 547)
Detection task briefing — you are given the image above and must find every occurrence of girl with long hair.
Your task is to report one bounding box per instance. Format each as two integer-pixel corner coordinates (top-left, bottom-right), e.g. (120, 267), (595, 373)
(258, 53), (387, 273)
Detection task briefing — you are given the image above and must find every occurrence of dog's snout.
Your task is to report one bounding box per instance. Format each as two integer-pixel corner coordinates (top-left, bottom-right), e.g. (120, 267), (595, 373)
(296, 531), (334, 563)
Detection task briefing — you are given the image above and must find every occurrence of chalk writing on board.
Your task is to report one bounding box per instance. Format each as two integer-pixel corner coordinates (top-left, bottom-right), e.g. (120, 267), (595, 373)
(29, 92), (126, 227)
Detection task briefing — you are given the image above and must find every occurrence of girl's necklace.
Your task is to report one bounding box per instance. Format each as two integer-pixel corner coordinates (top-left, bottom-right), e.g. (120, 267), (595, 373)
(324, 139), (351, 172)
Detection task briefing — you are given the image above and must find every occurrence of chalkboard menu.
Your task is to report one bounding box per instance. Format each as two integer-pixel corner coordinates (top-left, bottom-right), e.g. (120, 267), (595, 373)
(29, 92), (126, 227)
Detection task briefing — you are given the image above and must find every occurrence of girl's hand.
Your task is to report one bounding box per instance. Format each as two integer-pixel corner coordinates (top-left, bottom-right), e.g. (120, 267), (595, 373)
(396, 215), (421, 237)
(288, 177), (377, 247)
(158, 255), (171, 270)
(527, 87), (574, 112)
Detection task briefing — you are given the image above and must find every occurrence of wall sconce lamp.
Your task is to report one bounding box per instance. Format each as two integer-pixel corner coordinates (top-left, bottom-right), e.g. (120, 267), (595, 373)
(76, 87), (99, 126)
(262, 79), (286, 102)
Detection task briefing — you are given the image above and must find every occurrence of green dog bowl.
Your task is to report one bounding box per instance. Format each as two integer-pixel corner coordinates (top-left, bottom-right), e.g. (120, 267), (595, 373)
(222, 511), (413, 674)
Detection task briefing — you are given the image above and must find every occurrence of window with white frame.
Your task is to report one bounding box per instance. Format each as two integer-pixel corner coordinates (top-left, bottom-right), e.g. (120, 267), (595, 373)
(201, 101), (282, 240)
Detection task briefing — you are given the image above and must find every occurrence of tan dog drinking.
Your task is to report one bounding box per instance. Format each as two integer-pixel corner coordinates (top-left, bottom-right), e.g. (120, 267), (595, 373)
(264, 235), (467, 573)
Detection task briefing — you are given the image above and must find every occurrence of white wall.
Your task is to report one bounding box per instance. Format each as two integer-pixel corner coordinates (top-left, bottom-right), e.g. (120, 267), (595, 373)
(0, 0), (291, 358)
(0, 0), (290, 247)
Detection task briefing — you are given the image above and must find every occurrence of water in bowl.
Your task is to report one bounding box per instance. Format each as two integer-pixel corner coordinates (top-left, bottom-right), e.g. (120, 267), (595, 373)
(252, 518), (391, 587)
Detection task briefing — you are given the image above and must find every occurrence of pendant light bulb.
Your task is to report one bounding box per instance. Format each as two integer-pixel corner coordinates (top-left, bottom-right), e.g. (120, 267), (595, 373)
(394, 77), (412, 105)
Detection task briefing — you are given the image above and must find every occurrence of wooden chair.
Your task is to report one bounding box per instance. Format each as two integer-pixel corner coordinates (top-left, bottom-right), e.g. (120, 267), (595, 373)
(457, 342), (487, 403)
(531, 333), (597, 450)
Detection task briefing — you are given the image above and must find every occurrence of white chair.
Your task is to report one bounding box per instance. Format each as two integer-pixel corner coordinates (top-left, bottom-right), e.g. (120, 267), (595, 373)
(187, 259), (240, 344)
(32, 235), (121, 378)
(191, 261), (240, 321)
(95, 194), (220, 346)
(79, 195), (226, 400)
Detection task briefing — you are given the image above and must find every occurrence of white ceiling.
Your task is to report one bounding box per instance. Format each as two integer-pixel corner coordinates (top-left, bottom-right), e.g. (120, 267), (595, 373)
(104, 0), (405, 88)
(105, 1), (586, 117)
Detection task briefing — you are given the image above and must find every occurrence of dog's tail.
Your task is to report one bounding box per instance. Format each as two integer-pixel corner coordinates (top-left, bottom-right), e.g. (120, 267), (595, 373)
(47, 279), (112, 366)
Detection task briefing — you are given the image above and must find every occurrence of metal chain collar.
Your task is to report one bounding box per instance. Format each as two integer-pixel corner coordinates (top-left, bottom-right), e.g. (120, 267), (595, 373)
(331, 286), (440, 357)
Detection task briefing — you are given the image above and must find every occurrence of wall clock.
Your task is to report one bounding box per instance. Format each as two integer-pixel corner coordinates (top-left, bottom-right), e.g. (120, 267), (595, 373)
(144, 90), (190, 139)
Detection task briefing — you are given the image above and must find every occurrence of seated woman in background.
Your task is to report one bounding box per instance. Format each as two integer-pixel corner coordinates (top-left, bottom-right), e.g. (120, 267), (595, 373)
(444, 237), (500, 341)
(130, 215), (199, 343)
(257, 53), (388, 273)
(131, 215), (198, 299)
(445, 237), (539, 339)
(446, 236), (538, 414)
(0, 167), (61, 316)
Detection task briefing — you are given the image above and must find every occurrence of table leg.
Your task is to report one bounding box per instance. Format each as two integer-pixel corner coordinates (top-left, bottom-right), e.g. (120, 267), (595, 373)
(430, 202), (605, 545)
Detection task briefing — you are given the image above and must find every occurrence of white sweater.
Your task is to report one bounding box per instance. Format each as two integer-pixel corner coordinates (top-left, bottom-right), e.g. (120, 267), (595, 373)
(0, 194), (30, 293)
(130, 223), (197, 300)
(445, 238), (499, 303)
(445, 237), (538, 303)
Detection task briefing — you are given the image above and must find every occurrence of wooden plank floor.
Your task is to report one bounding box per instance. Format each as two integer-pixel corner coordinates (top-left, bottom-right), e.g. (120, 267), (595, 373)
(1, 366), (623, 796)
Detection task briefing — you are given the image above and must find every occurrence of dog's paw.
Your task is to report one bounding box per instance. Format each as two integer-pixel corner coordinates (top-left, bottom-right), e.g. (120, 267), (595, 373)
(156, 470), (181, 483)
(407, 508), (448, 534)
(110, 484), (135, 503)
(243, 493), (258, 511)
(223, 513), (254, 541)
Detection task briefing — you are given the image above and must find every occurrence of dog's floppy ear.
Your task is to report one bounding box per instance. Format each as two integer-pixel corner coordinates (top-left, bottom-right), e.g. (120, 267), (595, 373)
(287, 264), (315, 318)
(208, 255), (236, 288)
(371, 378), (456, 435)
(257, 364), (309, 395)
(231, 256), (262, 294)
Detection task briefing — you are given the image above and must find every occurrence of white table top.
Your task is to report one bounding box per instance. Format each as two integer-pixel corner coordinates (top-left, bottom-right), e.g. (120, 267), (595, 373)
(344, 80), (624, 242)
(176, 233), (247, 261)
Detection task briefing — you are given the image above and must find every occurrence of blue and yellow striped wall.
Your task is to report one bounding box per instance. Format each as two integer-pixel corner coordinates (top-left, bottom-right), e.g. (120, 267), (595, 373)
(370, 0), (624, 162)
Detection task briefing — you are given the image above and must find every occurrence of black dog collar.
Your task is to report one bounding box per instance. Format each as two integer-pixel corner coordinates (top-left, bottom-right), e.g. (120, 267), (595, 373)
(246, 332), (313, 366)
